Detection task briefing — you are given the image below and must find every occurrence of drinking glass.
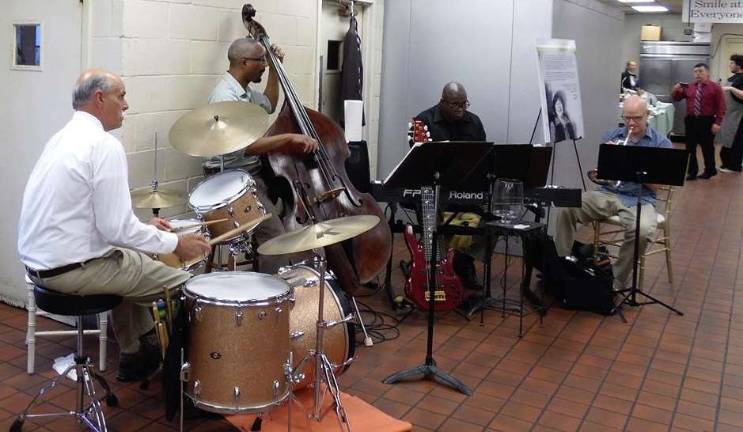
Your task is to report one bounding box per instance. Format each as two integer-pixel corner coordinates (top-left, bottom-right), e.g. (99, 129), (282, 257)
(491, 179), (524, 222)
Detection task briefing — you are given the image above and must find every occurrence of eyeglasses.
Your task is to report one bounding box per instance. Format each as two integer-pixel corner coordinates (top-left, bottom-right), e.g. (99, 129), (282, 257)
(243, 56), (267, 64)
(441, 99), (470, 109)
(622, 115), (646, 123)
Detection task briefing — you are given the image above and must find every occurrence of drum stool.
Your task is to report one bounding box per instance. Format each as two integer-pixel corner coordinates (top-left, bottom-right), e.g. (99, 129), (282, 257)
(24, 274), (110, 374)
(12, 285), (121, 432)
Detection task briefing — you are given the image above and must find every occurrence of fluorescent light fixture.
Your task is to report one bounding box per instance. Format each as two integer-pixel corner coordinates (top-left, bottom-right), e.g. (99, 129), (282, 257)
(618, 0), (655, 3)
(632, 5), (669, 12)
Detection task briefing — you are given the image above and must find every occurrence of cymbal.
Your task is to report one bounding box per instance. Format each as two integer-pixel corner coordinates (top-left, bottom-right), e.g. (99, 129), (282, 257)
(257, 215), (380, 256)
(169, 101), (271, 157)
(131, 188), (185, 209)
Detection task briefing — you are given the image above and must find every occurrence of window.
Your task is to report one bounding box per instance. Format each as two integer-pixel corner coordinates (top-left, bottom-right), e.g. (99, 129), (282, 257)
(12, 23), (42, 70)
(326, 40), (342, 71)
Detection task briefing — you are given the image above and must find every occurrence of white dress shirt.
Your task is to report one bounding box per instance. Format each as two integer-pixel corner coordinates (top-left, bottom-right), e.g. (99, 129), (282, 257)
(18, 111), (178, 270)
(205, 72), (273, 175)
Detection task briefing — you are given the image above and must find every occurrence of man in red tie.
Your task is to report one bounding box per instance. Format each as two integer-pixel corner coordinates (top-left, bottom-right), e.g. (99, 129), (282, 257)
(672, 63), (726, 180)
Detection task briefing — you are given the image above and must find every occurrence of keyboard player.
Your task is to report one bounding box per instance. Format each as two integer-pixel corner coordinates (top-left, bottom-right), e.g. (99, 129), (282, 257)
(414, 81), (488, 291)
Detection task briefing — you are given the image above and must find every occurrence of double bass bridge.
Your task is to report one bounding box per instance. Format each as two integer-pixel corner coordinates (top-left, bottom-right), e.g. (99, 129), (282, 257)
(312, 187), (345, 204)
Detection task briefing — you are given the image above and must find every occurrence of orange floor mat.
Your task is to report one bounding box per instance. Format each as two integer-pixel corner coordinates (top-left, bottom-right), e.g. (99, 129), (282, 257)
(226, 386), (412, 432)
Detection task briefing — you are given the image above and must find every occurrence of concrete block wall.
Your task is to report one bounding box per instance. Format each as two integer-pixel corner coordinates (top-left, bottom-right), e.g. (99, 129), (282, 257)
(88, 0), (322, 220)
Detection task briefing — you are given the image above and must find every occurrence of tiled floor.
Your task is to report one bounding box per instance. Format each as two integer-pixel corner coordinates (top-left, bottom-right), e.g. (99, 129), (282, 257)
(2, 164), (743, 431)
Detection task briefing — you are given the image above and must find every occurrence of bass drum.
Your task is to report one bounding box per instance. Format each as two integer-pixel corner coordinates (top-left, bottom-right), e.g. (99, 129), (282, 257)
(277, 264), (355, 391)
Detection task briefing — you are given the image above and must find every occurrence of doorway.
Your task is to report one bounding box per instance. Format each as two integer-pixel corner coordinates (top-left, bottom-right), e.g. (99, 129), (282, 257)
(319, 0), (366, 125)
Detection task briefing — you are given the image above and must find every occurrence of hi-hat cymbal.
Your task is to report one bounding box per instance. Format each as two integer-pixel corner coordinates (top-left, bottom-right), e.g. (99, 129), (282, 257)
(131, 188), (185, 209)
(257, 215), (380, 256)
(169, 101), (271, 157)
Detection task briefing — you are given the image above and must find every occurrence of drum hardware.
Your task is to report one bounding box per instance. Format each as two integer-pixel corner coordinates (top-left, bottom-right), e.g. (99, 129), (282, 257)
(260, 216), (380, 431)
(159, 214), (270, 270)
(131, 133), (186, 215)
(179, 348), (186, 432)
(169, 101), (271, 157)
(307, 254), (349, 430)
(276, 263), (355, 392)
(351, 297), (373, 347)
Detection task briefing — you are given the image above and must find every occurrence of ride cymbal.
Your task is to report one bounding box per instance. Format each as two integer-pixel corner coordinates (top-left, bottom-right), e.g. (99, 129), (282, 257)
(131, 188), (185, 209)
(257, 215), (380, 256)
(169, 101), (271, 157)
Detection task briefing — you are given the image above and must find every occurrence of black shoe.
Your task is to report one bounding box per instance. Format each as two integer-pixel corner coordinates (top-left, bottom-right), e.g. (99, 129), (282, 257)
(698, 171), (716, 179)
(686, 174), (697, 181)
(117, 336), (161, 382)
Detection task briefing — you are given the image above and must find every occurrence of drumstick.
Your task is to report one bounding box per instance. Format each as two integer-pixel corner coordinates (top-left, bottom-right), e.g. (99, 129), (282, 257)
(171, 218), (229, 232)
(178, 213), (273, 269)
(208, 213), (272, 245)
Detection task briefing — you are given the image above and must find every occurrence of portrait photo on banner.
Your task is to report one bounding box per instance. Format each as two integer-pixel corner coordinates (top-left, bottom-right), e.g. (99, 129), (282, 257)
(537, 39), (585, 144)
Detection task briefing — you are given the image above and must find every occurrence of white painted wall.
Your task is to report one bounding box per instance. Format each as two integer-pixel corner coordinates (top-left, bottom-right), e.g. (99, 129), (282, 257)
(0, 1), (84, 306)
(377, 0), (554, 179)
(552, 0), (625, 193)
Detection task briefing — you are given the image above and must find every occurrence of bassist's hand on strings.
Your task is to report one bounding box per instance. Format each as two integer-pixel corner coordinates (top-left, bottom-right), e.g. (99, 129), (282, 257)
(270, 44), (285, 63)
(285, 134), (318, 154)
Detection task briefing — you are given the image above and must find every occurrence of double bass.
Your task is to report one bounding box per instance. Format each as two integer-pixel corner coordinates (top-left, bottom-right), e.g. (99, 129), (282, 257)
(242, 5), (392, 294)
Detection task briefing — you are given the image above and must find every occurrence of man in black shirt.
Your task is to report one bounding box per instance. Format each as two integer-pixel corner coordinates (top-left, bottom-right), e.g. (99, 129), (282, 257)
(415, 82), (486, 144)
(621, 60), (639, 93)
(414, 82), (487, 291)
(720, 54), (743, 172)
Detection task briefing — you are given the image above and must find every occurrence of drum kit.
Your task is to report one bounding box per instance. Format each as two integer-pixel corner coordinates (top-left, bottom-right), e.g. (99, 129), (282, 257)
(130, 102), (280, 270)
(179, 216), (378, 431)
(130, 102), (379, 430)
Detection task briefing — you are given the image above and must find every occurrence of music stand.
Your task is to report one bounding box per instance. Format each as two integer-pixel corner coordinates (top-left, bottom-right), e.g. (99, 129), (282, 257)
(382, 140), (493, 396)
(596, 144), (688, 315)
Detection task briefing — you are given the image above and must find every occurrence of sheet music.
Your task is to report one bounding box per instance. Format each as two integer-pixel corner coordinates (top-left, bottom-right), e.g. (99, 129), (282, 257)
(383, 142), (422, 185)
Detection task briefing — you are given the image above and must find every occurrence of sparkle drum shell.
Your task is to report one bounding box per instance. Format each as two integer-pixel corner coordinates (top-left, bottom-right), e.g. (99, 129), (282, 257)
(278, 265), (355, 391)
(183, 272), (292, 414)
(188, 170), (265, 239)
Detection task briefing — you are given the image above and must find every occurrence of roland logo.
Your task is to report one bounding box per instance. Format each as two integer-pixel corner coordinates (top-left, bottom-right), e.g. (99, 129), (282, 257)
(449, 190), (484, 200)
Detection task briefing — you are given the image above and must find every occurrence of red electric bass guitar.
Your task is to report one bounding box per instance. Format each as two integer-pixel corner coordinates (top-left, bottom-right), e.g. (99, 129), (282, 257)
(403, 119), (464, 311)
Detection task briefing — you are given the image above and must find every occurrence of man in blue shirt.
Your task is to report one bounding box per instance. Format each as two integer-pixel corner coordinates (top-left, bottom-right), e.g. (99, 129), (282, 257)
(555, 96), (672, 291)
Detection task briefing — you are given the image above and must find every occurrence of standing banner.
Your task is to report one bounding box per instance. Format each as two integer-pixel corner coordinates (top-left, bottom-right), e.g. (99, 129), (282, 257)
(683, 0), (743, 24)
(536, 39), (585, 144)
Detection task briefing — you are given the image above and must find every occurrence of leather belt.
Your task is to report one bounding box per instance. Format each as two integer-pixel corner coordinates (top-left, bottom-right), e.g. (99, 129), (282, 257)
(26, 262), (85, 279)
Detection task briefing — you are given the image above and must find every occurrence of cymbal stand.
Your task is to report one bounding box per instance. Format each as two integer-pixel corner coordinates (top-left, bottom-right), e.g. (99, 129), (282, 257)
(179, 348), (186, 432)
(152, 133), (161, 217)
(309, 252), (352, 431)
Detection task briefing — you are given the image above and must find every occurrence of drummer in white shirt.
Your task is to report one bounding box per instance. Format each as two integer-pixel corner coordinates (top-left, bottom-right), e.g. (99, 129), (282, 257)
(206, 38), (318, 273)
(18, 69), (211, 382)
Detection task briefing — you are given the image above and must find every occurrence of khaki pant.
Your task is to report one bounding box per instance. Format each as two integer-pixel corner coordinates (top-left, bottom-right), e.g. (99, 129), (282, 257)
(28, 248), (190, 354)
(555, 191), (658, 290)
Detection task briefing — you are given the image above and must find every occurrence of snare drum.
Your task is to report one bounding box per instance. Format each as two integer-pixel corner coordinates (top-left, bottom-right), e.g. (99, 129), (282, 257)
(183, 272), (292, 414)
(169, 218), (204, 235)
(156, 219), (206, 271)
(277, 264), (355, 391)
(189, 170), (265, 239)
